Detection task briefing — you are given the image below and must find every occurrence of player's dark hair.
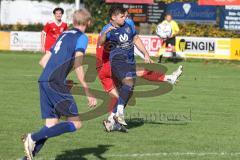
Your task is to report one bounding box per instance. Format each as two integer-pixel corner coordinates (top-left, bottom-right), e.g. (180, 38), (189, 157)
(109, 5), (125, 18)
(165, 12), (172, 17)
(53, 7), (64, 14)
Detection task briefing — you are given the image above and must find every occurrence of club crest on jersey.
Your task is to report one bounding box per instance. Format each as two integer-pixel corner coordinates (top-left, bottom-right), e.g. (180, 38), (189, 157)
(119, 33), (128, 42)
(125, 27), (131, 34)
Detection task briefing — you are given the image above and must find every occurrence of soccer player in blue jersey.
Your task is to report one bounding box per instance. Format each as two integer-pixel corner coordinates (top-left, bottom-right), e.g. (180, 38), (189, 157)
(98, 8), (183, 132)
(98, 6), (153, 128)
(21, 9), (97, 160)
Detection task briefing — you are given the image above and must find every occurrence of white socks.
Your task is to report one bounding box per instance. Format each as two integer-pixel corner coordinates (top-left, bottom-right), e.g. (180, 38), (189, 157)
(108, 112), (115, 124)
(117, 105), (124, 116)
(107, 105), (125, 123)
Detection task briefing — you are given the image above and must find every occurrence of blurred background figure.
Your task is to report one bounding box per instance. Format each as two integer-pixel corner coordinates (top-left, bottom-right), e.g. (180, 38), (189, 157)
(157, 13), (179, 63)
(41, 7), (68, 54)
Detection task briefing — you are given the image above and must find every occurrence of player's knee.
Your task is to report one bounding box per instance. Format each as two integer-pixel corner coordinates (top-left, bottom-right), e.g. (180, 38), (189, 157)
(122, 78), (135, 87)
(72, 121), (82, 130)
(45, 118), (59, 128)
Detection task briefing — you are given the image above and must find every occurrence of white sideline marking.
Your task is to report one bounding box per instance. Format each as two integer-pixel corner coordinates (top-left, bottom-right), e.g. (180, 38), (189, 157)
(105, 152), (240, 157)
(24, 152), (240, 160)
(23, 74), (38, 77)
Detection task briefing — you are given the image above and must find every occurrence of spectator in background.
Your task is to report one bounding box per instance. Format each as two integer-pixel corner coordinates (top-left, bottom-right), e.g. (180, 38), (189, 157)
(157, 13), (179, 63)
(40, 7), (68, 55)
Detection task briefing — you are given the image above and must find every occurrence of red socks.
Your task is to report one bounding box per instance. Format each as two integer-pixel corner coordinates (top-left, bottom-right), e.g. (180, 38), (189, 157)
(142, 69), (165, 82)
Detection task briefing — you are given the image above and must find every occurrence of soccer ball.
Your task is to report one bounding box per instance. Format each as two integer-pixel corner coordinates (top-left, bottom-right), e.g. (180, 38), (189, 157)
(156, 23), (172, 39)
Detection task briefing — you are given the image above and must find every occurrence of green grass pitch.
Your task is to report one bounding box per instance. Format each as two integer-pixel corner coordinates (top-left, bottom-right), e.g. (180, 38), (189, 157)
(0, 51), (240, 160)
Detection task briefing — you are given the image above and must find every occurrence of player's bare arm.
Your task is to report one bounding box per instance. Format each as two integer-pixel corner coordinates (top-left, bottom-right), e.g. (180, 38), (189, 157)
(41, 31), (46, 53)
(39, 51), (51, 68)
(74, 51), (97, 108)
(98, 26), (116, 45)
(133, 35), (153, 63)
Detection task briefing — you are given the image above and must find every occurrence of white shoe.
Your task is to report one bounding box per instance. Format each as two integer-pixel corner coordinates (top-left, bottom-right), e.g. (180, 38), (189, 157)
(166, 65), (183, 85)
(172, 65), (183, 78)
(114, 115), (127, 126)
(22, 134), (35, 160)
(103, 120), (114, 132)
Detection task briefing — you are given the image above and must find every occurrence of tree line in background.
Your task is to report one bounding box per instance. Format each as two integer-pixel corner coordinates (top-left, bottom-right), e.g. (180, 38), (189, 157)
(0, 0), (239, 37)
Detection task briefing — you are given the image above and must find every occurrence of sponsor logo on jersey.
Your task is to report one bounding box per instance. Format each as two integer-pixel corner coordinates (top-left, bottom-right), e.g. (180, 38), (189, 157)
(119, 33), (128, 42)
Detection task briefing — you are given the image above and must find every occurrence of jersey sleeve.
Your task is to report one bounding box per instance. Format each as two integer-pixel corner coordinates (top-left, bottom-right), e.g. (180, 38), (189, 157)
(100, 24), (111, 40)
(126, 19), (136, 36)
(43, 22), (50, 33)
(75, 34), (88, 54)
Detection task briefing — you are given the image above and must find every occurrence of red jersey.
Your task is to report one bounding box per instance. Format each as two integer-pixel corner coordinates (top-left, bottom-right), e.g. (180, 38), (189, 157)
(96, 36), (114, 92)
(42, 20), (68, 51)
(96, 36), (110, 69)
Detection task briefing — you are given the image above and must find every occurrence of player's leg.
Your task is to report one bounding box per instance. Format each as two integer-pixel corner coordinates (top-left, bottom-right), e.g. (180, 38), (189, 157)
(113, 76), (135, 126)
(158, 40), (166, 63)
(67, 116), (82, 130)
(97, 64), (121, 129)
(110, 58), (137, 126)
(172, 46), (177, 63)
(22, 82), (79, 160)
(22, 118), (59, 160)
(107, 88), (119, 121)
(136, 65), (183, 84)
(30, 113), (81, 151)
(136, 66), (165, 81)
(31, 95), (82, 140)
(113, 73), (135, 126)
(167, 37), (177, 63)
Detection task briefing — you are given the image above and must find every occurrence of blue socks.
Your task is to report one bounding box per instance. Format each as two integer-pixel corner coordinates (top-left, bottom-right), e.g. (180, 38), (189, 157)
(31, 126), (48, 156)
(32, 138), (47, 156)
(113, 84), (133, 113)
(31, 121), (76, 142)
(118, 84), (133, 106)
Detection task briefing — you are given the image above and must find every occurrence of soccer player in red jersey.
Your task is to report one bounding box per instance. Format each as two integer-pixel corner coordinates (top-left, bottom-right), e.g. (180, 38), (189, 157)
(41, 7), (68, 53)
(40, 8), (68, 67)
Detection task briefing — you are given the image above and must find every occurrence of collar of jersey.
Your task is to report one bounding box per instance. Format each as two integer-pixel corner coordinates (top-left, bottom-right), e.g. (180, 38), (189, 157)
(110, 22), (126, 28)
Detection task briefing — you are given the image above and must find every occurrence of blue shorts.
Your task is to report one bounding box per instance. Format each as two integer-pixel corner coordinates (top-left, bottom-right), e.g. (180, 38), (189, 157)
(111, 54), (136, 81)
(39, 82), (79, 119)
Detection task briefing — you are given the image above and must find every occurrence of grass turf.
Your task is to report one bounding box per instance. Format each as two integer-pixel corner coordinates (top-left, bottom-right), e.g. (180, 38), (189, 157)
(0, 51), (240, 160)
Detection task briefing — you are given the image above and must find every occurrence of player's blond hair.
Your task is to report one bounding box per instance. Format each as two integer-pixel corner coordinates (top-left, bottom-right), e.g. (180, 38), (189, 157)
(73, 8), (91, 26)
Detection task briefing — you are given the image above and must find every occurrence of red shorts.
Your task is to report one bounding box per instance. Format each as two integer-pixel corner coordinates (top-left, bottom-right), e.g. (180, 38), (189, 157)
(97, 62), (116, 92)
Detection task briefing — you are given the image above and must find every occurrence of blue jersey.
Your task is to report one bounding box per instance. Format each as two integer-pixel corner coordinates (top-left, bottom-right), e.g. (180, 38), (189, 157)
(38, 28), (88, 83)
(101, 19), (136, 63)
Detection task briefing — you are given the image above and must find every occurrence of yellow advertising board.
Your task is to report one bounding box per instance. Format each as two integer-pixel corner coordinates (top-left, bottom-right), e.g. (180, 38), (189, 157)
(0, 32), (240, 62)
(0, 32), (10, 50)
(86, 33), (98, 54)
(230, 39), (240, 60)
(176, 37), (232, 60)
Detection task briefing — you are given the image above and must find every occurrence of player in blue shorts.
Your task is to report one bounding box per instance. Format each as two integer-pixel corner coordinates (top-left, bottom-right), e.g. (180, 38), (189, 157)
(98, 6), (153, 128)
(21, 9), (97, 160)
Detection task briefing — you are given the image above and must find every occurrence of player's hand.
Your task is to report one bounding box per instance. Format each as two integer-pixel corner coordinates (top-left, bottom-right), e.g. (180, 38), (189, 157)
(144, 54), (154, 63)
(87, 94), (97, 108)
(104, 26), (116, 34)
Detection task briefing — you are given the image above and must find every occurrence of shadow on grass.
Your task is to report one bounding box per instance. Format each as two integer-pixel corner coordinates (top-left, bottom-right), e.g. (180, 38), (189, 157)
(55, 144), (113, 160)
(125, 118), (189, 130)
(125, 118), (144, 130)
